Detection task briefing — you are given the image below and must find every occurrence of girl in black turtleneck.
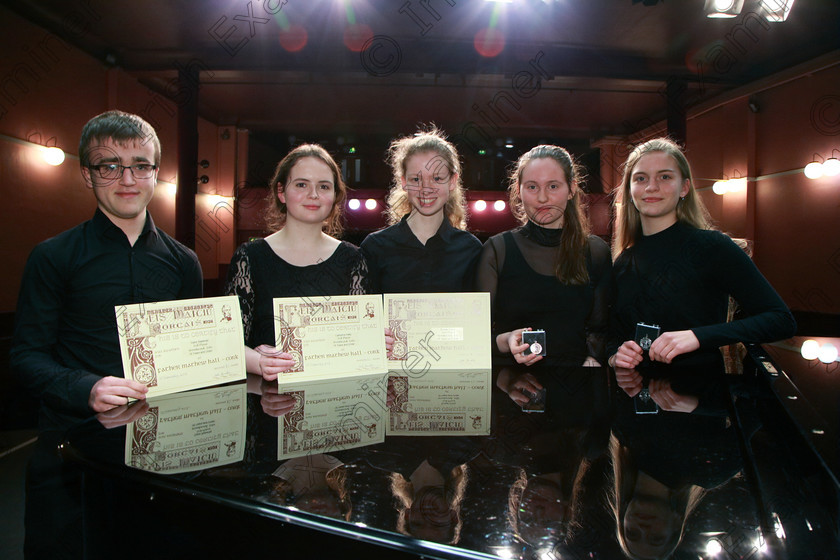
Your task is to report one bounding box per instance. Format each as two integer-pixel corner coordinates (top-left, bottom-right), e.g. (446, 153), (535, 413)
(608, 138), (795, 393)
(476, 145), (611, 374)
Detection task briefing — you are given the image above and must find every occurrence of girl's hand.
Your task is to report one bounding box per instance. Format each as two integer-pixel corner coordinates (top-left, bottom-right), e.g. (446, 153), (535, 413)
(648, 330), (699, 364)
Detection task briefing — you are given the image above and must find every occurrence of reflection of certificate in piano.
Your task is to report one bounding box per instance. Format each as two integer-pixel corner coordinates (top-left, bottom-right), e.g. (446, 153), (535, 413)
(273, 295), (387, 381)
(124, 384), (247, 474)
(385, 293), (492, 371)
(116, 295), (246, 398)
(386, 369), (491, 436)
(276, 373), (387, 460)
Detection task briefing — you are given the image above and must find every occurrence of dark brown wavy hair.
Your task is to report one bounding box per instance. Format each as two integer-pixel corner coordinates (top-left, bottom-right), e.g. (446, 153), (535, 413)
(265, 144), (347, 236)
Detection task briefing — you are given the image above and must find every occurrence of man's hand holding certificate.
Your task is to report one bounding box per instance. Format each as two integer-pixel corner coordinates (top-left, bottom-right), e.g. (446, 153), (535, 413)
(116, 295), (245, 398)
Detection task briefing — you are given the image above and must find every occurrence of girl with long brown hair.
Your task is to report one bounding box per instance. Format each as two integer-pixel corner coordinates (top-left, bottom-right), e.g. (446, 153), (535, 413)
(476, 145), (611, 370)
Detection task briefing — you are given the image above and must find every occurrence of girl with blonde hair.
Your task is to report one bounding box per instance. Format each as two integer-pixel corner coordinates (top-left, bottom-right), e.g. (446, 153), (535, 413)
(361, 126), (481, 293)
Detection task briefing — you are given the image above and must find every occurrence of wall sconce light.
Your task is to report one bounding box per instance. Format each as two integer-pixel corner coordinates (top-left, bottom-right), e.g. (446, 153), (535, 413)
(348, 198), (361, 211)
(41, 146), (66, 166)
(823, 150), (840, 176)
(365, 199), (377, 210)
(494, 200), (506, 211)
(712, 175), (748, 195)
(801, 339), (839, 363)
(819, 343), (839, 364)
(804, 156), (824, 179)
(474, 200), (487, 212)
(704, 0), (744, 18)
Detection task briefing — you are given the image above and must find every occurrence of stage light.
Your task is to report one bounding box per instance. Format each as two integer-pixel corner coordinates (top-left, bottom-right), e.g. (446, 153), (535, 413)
(474, 200), (487, 212)
(494, 200), (506, 211)
(804, 161), (823, 179)
(365, 198), (377, 210)
(704, 0), (744, 18)
(42, 146), (65, 166)
(705, 539), (723, 556)
(760, 0), (795, 22)
(818, 343), (838, 364)
(348, 198), (361, 210)
(800, 339), (820, 360)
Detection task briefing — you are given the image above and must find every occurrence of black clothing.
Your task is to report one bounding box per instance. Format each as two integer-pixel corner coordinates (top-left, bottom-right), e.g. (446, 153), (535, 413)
(224, 239), (367, 348)
(360, 215), (482, 294)
(609, 221), (796, 370)
(11, 209), (203, 417)
(476, 222), (611, 365)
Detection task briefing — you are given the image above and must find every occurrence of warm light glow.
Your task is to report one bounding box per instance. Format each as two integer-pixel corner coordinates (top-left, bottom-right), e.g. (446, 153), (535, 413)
(822, 158), (840, 176)
(165, 182), (177, 196)
(705, 539), (723, 556)
(365, 198), (377, 210)
(494, 200), (506, 211)
(348, 198), (361, 210)
(804, 162), (823, 179)
(801, 339), (820, 360)
(474, 200), (487, 212)
(42, 146), (65, 166)
(761, 0), (795, 22)
(728, 178), (747, 192)
(704, 0), (742, 18)
(818, 343), (838, 364)
(713, 180), (729, 195)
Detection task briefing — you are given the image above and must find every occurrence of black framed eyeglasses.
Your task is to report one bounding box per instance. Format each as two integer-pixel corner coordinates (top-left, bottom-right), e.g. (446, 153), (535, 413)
(88, 163), (158, 180)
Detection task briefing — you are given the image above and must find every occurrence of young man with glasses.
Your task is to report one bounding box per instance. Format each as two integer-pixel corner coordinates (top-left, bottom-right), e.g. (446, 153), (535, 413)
(10, 110), (202, 559)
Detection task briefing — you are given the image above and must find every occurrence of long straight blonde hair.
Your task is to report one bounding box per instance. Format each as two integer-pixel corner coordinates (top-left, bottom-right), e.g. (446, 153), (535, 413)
(613, 138), (712, 258)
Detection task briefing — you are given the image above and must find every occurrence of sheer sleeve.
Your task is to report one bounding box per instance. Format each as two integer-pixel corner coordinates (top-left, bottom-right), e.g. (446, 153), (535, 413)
(474, 235), (505, 307)
(224, 244), (255, 344)
(584, 236), (612, 363)
(349, 251), (369, 295)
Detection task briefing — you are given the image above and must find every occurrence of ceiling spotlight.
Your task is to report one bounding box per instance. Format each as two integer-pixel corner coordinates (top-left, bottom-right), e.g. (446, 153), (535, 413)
(365, 198), (377, 210)
(494, 200), (506, 211)
(474, 200), (487, 212)
(704, 0), (744, 18)
(760, 0), (795, 22)
(348, 198), (361, 210)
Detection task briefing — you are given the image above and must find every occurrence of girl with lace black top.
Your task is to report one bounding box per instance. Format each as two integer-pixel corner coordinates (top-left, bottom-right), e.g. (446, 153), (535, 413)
(475, 145), (611, 374)
(608, 138), (795, 395)
(224, 144), (368, 380)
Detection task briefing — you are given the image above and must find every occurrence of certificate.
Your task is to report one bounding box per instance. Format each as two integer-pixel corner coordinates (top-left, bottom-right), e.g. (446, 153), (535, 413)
(276, 373), (387, 460)
(125, 384), (247, 474)
(385, 293), (491, 371)
(273, 295), (387, 381)
(386, 369), (491, 436)
(116, 295), (246, 398)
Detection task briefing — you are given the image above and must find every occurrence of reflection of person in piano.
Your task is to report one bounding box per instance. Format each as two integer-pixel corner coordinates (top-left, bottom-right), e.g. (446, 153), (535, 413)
(390, 460), (468, 544)
(270, 454), (352, 521)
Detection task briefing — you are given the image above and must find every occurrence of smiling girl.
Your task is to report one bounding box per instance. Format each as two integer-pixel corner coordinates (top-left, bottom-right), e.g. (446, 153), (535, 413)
(225, 144), (368, 380)
(361, 126), (482, 294)
(476, 145), (611, 369)
(609, 138), (795, 383)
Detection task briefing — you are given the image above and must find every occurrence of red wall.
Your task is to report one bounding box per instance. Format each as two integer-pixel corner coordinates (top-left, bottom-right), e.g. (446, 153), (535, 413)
(0, 6), (238, 311)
